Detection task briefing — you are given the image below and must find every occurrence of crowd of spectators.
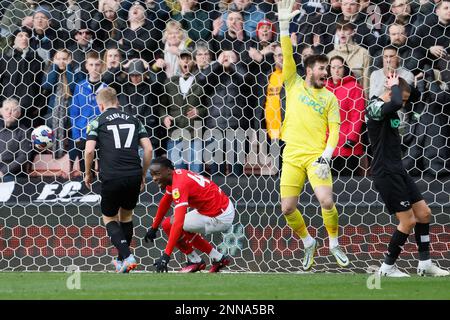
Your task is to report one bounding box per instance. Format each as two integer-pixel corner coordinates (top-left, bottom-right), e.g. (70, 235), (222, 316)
(0, 0), (449, 180)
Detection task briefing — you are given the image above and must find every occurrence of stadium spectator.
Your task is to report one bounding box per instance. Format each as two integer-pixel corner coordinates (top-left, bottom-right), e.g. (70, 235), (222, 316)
(370, 46), (414, 98)
(383, 0), (422, 37)
(210, 10), (254, 64)
(68, 52), (108, 177)
(119, 0), (170, 32)
(412, 0), (450, 178)
(101, 47), (127, 93)
(327, 22), (371, 97)
(247, 20), (277, 130)
(153, 20), (194, 78)
(28, 6), (68, 64)
(0, 0), (36, 42)
(67, 22), (103, 76)
(193, 41), (212, 73)
(247, 18), (276, 62)
(217, 0), (265, 39)
(0, 28), (44, 128)
(258, 42), (285, 140)
(173, 0), (212, 42)
(118, 2), (161, 63)
(289, 0), (324, 48)
(417, 0), (441, 24)
(41, 49), (79, 159)
(297, 44), (315, 77)
(119, 58), (163, 158)
(0, 98), (32, 182)
(412, 0), (450, 76)
(161, 50), (206, 173)
(326, 56), (365, 176)
(197, 50), (251, 176)
(318, 0), (379, 55)
(49, 0), (97, 38)
(89, 0), (125, 51)
(372, 24), (418, 72)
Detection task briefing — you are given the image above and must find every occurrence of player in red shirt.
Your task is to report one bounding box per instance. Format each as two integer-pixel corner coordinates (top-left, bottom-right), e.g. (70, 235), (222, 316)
(145, 157), (235, 272)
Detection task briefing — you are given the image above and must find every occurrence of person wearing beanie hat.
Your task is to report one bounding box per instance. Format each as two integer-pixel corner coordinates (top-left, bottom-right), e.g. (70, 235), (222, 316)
(256, 19), (275, 43)
(29, 5), (68, 63)
(33, 6), (52, 20)
(67, 21), (98, 75)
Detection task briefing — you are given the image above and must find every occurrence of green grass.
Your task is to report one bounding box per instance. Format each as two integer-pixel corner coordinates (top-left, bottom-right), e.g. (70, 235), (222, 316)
(1, 272), (449, 300)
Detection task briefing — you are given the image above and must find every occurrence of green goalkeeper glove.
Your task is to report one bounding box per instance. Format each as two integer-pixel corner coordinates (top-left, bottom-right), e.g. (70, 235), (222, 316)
(277, 0), (301, 31)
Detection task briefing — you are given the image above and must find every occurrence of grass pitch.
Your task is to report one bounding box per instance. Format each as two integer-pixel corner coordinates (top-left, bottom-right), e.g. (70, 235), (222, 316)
(0, 272), (449, 300)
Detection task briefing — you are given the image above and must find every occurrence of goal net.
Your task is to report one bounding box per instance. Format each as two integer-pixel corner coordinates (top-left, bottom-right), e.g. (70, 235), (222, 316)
(0, 0), (449, 273)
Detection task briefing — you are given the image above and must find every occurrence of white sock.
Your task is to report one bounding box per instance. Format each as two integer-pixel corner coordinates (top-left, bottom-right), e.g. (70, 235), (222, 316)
(301, 235), (315, 248)
(209, 248), (223, 262)
(418, 259), (431, 267)
(187, 251), (202, 263)
(329, 237), (339, 250)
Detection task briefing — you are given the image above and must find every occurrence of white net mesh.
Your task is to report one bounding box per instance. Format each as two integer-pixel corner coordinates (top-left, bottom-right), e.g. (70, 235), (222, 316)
(0, 0), (449, 272)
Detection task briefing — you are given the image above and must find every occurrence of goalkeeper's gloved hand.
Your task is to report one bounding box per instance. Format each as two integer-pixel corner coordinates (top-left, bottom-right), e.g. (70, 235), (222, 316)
(144, 227), (158, 243)
(312, 156), (331, 180)
(153, 253), (170, 273)
(276, 0), (301, 31)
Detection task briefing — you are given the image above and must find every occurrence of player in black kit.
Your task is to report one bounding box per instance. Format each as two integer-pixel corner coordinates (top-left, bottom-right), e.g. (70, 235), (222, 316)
(366, 73), (449, 277)
(84, 87), (153, 273)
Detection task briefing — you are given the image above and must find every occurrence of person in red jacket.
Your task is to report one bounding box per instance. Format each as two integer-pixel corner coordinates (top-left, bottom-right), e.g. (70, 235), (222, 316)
(145, 157), (234, 273)
(326, 55), (365, 176)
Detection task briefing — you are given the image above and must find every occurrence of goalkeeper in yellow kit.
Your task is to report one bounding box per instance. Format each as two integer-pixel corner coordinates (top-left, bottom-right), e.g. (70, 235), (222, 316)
(277, 0), (349, 270)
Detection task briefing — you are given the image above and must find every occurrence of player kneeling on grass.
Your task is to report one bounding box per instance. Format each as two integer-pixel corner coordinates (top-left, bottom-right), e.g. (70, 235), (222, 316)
(366, 73), (449, 277)
(145, 157), (234, 273)
(84, 87), (153, 273)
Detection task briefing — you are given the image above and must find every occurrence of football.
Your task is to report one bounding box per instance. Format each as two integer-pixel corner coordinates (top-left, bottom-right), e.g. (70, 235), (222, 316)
(31, 125), (54, 150)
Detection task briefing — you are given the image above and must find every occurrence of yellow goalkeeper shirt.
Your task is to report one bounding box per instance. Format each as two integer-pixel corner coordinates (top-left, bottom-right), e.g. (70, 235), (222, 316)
(280, 35), (341, 156)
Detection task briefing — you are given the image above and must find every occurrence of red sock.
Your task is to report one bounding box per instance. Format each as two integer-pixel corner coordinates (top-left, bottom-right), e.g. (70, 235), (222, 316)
(184, 232), (213, 255)
(161, 217), (193, 255)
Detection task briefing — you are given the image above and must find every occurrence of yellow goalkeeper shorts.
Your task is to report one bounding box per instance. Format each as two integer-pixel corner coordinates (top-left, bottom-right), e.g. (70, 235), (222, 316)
(280, 148), (333, 198)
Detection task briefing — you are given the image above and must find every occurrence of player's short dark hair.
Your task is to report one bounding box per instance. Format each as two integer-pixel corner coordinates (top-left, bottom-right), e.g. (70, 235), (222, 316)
(383, 45), (398, 54)
(398, 77), (411, 94)
(304, 54), (329, 70)
(151, 157), (174, 170)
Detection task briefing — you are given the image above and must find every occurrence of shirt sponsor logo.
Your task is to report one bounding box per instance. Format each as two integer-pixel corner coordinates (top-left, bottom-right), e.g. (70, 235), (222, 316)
(390, 119), (401, 128)
(173, 188), (180, 200)
(298, 95), (325, 115)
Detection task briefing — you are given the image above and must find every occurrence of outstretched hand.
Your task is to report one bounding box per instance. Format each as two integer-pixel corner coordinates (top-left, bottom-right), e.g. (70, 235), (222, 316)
(276, 0), (300, 30)
(385, 72), (399, 89)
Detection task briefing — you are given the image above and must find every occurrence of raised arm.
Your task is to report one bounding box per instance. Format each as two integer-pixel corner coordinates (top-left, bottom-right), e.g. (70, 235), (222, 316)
(277, 0), (300, 84)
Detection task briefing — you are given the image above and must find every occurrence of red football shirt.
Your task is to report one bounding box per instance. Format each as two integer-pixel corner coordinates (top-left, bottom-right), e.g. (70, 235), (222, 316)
(166, 169), (229, 216)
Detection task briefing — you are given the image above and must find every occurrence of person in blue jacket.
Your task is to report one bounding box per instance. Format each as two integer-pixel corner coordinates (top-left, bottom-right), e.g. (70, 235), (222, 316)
(68, 51), (108, 177)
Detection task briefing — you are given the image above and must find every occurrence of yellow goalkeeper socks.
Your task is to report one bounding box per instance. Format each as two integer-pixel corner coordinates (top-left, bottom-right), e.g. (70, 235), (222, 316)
(285, 209), (314, 247)
(322, 205), (339, 248)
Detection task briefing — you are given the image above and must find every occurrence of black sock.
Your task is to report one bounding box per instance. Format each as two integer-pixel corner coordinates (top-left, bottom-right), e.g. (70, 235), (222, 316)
(414, 223), (430, 261)
(106, 221), (131, 260)
(385, 229), (409, 265)
(117, 221), (134, 260)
